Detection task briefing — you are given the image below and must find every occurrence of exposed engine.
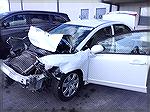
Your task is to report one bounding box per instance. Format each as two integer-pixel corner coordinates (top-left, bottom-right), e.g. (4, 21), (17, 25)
(4, 34), (72, 77)
(4, 38), (49, 81)
(6, 51), (39, 75)
(2, 31), (74, 91)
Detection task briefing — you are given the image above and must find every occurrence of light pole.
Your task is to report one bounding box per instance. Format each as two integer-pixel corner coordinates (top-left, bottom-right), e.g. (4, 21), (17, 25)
(20, 0), (23, 10)
(57, 0), (59, 12)
(8, 0), (11, 11)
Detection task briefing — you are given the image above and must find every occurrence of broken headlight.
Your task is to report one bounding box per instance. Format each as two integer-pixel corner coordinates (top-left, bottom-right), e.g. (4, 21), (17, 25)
(48, 66), (62, 79)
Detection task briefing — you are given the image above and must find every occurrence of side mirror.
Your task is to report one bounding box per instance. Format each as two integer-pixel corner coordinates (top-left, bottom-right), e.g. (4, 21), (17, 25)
(91, 45), (104, 54)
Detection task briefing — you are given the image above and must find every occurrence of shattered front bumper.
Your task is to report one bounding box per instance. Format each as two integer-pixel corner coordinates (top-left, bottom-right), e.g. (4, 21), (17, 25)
(1, 62), (46, 90)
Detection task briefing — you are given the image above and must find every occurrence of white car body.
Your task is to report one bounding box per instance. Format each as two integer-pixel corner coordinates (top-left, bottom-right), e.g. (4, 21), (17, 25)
(2, 19), (149, 95)
(30, 20), (148, 93)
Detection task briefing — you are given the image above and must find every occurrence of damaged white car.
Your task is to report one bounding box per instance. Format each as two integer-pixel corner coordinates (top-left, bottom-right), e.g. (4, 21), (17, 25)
(2, 20), (149, 102)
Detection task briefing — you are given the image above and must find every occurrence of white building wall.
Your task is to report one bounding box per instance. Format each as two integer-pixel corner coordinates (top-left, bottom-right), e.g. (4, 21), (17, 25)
(8, 0), (110, 21)
(0, 0), (9, 13)
(59, 3), (110, 20)
(120, 4), (141, 14)
(23, 3), (57, 12)
(120, 3), (150, 16)
(120, 3), (150, 28)
(9, 0), (22, 11)
(22, 0), (57, 11)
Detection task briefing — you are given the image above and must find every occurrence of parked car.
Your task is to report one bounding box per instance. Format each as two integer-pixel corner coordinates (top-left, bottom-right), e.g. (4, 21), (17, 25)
(102, 11), (138, 29)
(0, 10), (70, 59)
(0, 19), (135, 101)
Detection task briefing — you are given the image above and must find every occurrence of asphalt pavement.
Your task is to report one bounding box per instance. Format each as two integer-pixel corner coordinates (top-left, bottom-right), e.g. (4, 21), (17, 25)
(0, 60), (149, 112)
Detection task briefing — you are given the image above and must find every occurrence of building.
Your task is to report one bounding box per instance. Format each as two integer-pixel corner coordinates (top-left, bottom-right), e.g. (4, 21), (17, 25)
(102, 0), (150, 28)
(3, 0), (150, 28)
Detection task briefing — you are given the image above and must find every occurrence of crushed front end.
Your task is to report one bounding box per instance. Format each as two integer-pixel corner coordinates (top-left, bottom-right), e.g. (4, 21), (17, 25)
(0, 26), (76, 92)
(1, 50), (48, 91)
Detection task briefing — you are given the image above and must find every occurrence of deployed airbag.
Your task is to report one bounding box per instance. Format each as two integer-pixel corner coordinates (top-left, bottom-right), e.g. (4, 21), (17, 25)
(28, 26), (63, 52)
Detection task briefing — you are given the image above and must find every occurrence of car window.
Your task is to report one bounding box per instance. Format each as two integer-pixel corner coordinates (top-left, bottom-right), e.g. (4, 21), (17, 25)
(99, 31), (150, 55)
(50, 15), (67, 24)
(4, 14), (27, 27)
(88, 26), (112, 48)
(113, 24), (131, 35)
(49, 24), (93, 49)
(30, 14), (49, 24)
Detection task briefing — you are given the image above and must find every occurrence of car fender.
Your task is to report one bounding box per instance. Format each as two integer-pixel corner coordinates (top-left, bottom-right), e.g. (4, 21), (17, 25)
(38, 49), (90, 80)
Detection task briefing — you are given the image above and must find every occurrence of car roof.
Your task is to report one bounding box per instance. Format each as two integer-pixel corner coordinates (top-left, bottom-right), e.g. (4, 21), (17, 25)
(0, 10), (70, 21)
(3, 10), (68, 15)
(64, 19), (122, 28)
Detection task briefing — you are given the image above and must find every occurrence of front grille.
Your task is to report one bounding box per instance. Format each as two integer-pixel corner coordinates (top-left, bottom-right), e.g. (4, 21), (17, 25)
(9, 51), (37, 75)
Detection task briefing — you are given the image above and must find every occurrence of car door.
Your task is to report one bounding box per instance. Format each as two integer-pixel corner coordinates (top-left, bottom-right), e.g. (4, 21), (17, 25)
(88, 31), (149, 93)
(1, 14), (29, 42)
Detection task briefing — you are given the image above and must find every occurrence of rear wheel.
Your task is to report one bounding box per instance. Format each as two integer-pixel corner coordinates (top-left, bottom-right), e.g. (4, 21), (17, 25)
(52, 71), (83, 101)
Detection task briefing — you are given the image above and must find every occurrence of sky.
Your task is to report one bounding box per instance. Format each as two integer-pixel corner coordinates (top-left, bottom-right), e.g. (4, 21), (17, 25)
(0, 0), (9, 13)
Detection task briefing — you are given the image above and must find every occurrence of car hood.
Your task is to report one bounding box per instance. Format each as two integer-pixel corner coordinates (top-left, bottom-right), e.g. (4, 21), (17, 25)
(28, 26), (63, 52)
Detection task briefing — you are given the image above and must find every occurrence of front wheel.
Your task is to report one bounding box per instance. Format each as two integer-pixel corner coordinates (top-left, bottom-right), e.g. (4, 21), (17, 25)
(52, 71), (83, 101)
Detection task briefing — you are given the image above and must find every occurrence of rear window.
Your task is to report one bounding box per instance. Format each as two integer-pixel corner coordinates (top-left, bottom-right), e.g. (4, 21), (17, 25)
(29, 14), (49, 24)
(50, 15), (67, 24)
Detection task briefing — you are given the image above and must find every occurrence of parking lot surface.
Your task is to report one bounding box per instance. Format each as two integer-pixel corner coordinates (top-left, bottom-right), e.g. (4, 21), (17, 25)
(0, 60), (149, 112)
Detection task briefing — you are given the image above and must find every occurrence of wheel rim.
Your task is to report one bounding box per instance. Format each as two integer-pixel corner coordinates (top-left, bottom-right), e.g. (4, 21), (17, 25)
(62, 73), (79, 97)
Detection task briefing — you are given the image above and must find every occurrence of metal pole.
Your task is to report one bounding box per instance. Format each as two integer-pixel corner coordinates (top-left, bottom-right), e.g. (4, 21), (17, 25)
(8, 0), (11, 11)
(109, 4), (112, 12)
(20, 0), (23, 10)
(117, 5), (120, 11)
(57, 0), (59, 12)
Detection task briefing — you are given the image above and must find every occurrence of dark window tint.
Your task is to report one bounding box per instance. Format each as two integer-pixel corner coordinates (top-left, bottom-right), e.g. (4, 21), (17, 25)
(90, 26), (112, 48)
(113, 24), (131, 35)
(51, 15), (66, 24)
(4, 14), (27, 27)
(30, 14), (49, 24)
(99, 31), (150, 55)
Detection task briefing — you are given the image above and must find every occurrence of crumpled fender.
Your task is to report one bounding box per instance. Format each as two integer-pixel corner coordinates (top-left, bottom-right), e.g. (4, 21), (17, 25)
(39, 49), (90, 75)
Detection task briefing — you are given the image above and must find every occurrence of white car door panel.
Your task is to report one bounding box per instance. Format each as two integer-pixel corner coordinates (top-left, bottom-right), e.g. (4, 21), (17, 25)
(88, 54), (148, 93)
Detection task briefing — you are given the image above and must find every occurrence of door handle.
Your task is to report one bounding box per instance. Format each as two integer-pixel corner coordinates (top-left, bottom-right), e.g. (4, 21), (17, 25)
(130, 59), (147, 65)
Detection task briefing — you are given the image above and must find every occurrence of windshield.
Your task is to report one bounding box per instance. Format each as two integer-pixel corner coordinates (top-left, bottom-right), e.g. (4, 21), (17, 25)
(49, 24), (93, 49)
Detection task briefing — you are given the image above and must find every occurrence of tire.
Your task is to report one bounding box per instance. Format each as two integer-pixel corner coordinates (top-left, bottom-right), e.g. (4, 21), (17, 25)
(52, 70), (83, 101)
